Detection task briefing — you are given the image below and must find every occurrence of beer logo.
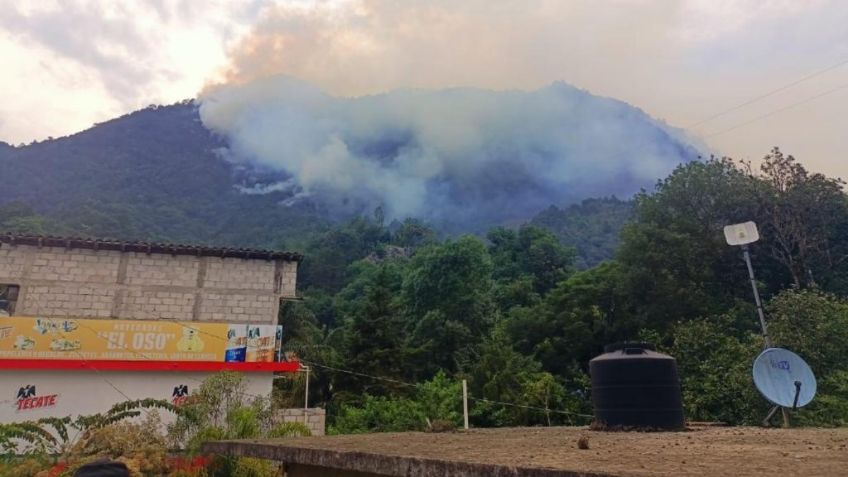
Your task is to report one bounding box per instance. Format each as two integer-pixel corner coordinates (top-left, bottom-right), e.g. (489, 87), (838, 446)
(171, 384), (190, 406)
(16, 385), (58, 411)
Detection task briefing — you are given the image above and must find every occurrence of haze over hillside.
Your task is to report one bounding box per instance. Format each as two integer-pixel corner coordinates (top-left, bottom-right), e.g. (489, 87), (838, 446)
(201, 78), (699, 227)
(0, 80), (697, 263)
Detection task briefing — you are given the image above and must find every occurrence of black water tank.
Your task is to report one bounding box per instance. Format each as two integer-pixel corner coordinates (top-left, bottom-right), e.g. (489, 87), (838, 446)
(590, 343), (685, 430)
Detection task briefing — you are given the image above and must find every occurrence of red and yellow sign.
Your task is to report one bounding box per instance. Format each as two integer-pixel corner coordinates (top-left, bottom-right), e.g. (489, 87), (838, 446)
(15, 385), (58, 411)
(0, 317), (281, 363)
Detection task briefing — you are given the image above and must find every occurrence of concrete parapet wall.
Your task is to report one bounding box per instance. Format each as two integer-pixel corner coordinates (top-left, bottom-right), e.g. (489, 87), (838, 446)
(274, 408), (326, 436)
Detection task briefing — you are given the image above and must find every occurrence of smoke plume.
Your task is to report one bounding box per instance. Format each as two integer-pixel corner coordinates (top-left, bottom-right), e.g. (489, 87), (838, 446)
(199, 76), (700, 226)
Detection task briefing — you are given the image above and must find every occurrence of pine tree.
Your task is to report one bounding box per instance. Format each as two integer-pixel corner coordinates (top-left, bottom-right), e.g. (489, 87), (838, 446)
(345, 266), (407, 397)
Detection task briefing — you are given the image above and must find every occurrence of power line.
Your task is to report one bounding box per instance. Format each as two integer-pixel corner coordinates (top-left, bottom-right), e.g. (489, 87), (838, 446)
(299, 359), (416, 388)
(703, 81), (848, 138)
(37, 315), (159, 434)
(29, 315), (271, 403)
(300, 358), (593, 419)
(688, 56), (848, 129)
(467, 396), (593, 420)
(19, 314), (593, 422)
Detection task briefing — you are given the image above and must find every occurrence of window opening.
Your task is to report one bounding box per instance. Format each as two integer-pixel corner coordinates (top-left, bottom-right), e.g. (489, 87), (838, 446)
(0, 284), (19, 316)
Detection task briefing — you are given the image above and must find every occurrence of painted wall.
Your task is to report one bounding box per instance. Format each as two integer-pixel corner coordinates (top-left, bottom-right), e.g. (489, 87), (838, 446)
(1, 370), (273, 426)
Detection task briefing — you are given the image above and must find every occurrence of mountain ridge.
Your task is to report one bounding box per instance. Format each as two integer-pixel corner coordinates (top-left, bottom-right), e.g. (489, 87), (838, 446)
(0, 81), (700, 264)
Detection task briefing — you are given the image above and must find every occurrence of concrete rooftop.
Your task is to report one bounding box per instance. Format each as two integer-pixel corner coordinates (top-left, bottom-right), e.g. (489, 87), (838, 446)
(203, 425), (848, 477)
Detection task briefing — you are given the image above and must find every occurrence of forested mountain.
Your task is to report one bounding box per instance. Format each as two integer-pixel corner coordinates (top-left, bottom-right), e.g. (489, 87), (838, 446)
(199, 79), (701, 230)
(0, 80), (697, 262)
(0, 102), (328, 249)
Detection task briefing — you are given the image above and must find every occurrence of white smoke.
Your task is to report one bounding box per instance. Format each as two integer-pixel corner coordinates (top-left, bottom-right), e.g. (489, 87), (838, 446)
(199, 76), (700, 225)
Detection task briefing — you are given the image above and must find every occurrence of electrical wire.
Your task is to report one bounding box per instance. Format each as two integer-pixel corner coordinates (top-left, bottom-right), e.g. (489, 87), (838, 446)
(12, 310), (258, 407)
(299, 358), (594, 419)
(298, 359), (417, 388)
(688, 56), (848, 129)
(16, 308), (593, 423)
(25, 314), (160, 447)
(65, 318), (273, 402)
(467, 397), (593, 420)
(703, 81), (848, 138)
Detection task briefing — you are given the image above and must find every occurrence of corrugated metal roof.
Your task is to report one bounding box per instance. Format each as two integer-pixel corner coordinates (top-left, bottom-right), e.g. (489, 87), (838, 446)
(0, 233), (303, 262)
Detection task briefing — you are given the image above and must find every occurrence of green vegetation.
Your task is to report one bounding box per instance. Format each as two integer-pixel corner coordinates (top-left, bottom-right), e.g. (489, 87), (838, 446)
(3, 146), (847, 441)
(530, 197), (633, 268)
(274, 148), (848, 431)
(0, 102), (328, 249)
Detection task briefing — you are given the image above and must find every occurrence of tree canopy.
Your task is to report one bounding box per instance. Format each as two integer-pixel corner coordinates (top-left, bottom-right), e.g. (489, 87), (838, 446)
(276, 150), (848, 431)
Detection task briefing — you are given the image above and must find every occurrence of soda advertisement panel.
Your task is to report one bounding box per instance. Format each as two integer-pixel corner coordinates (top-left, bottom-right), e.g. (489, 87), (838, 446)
(246, 324), (277, 363)
(0, 316), (282, 363)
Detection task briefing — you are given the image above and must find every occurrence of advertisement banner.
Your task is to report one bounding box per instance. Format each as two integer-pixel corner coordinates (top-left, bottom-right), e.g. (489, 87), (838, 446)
(0, 316), (282, 363)
(246, 325), (278, 363)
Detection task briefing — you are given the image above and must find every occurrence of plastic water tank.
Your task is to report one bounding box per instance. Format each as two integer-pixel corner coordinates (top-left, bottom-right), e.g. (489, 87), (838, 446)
(590, 343), (685, 430)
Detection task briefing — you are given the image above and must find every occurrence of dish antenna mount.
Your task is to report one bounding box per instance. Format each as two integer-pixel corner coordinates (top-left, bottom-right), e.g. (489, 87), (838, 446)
(723, 222), (770, 347)
(725, 221), (817, 426)
(753, 348), (817, 426)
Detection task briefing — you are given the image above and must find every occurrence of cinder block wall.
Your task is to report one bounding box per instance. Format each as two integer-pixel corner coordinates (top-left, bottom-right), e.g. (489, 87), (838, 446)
(0, 244), (298, 324)
(274, 408), (326, 436)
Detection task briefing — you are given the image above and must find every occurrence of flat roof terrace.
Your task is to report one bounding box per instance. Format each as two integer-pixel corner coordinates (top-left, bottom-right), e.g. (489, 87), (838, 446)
(203, 425), (848, 477)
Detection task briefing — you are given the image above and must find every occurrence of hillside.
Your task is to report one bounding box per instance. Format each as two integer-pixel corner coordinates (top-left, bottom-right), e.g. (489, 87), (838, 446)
(531, 197), (634, 268)
(0, 102), (328, 249)
(0, 81), (699, 262)
(201, 79), (700, 230)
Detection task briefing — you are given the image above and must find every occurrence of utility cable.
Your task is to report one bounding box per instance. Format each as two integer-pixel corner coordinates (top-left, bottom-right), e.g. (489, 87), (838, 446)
(688, 56), (848, 129)
(20, 313), (268, 404)
(298, 359), (417, 388)
(299, 358), (594, 419)
(703, 81), (848, 138)
(17, 310), (593, 422)
(38, 316), (150, 407)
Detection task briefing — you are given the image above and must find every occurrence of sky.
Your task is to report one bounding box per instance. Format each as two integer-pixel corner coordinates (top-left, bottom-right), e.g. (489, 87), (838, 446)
(1, 0), (847, 179)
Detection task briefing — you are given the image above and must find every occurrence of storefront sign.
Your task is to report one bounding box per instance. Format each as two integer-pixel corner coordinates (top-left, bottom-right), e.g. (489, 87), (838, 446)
(0, 317), (282, 363)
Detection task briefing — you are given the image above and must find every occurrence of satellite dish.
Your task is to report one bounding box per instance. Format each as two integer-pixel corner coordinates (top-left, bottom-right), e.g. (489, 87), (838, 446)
(752, 348), (816, 409)
(724, 221), (760, 246)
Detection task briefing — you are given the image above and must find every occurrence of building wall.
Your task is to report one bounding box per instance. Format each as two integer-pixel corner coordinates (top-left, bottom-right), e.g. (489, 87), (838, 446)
(1, 370), (273, 428)
(274, 408), (327, 436)
(0, 244), (298, 324)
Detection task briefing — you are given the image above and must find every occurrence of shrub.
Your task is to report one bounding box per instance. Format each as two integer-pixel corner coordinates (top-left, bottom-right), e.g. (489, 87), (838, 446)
(266, 422), (311, 439)
(330, 396), (425, 434)
(670, 315), (767, 425)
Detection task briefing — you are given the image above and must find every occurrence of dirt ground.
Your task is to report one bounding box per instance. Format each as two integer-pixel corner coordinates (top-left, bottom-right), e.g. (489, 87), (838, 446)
(246, 425), (848, 476)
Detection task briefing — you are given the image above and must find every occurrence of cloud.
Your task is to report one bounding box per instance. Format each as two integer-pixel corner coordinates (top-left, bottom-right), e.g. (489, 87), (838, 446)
(0, 2), (173, 102)
(199, 76), (699, 226)
(0, 0), (262, 142)
(1, 0), (846, 181)
(214, 0), (848, 179)
(218, 0), (684, 96)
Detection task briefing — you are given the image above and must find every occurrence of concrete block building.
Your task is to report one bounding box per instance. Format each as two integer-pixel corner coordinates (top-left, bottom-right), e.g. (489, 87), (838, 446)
(0, 234), (299, 322)
(0, 233), (307, 430)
